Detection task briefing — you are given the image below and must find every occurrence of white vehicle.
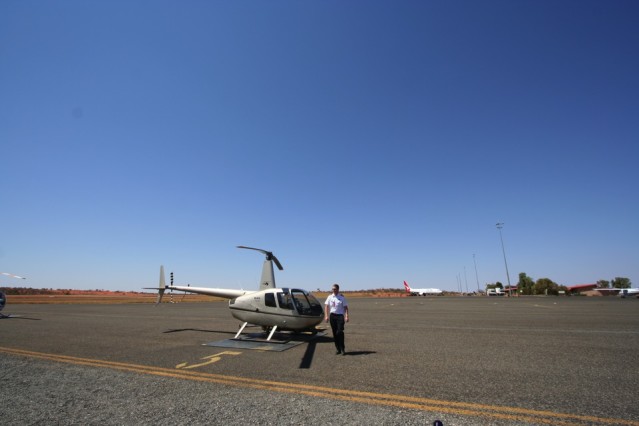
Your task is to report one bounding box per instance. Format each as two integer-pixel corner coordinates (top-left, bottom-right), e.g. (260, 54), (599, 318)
(486, 288), (505, 296)
(403, 281), (442, 296)
(146, 246), (324, 340)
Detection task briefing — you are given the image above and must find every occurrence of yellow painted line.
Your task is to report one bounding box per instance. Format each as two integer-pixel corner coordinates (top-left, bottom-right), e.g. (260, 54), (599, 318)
(2, 347), (637, 426)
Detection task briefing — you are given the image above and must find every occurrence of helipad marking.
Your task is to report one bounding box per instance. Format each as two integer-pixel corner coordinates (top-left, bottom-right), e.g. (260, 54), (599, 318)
(176, 351), (241, 369)
(204, 331), (327, 352)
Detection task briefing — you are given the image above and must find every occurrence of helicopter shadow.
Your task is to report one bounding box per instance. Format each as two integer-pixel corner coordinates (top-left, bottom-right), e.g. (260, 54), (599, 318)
(0, 314), (41, 320)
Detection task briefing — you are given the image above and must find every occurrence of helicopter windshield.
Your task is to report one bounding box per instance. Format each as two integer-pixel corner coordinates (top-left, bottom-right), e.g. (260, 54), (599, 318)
(290, 289), (323, 316)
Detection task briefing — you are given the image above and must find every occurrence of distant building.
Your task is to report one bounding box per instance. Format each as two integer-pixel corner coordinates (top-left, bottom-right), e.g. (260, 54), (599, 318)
(566, 284), (597, 295)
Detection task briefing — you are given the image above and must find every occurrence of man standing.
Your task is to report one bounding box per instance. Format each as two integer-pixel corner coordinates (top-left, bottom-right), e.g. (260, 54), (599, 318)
(325, 283), (349, 355)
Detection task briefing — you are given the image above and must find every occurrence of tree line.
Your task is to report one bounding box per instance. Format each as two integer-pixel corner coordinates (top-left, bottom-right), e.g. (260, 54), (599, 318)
(486, 274), (633, 296)
(0, 287), (60, 295)
(0, 287), (113, 295)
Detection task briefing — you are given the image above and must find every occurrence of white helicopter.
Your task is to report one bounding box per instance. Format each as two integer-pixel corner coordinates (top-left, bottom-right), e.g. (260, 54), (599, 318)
(147, 246), (325, 340)
(0, 272), (26, 319)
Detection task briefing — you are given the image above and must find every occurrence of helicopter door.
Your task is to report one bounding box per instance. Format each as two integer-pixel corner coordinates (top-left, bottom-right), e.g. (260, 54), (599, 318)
(290, 289), (323, 316)
(277, 292), (294, 311)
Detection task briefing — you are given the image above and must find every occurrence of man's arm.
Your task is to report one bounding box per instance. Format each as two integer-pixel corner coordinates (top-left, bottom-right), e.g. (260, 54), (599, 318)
(344, 304), (349, 322)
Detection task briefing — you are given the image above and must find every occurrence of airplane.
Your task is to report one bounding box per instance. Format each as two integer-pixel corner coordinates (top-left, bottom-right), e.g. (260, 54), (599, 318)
(146, 246), (325, 340)
(1, 272), (26, 318)
(403, 280), (442, 296)
(619, 288), (639, 298)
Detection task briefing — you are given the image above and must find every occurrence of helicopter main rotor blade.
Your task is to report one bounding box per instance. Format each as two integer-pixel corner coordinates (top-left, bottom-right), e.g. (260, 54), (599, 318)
(271, 255), (283, 271)
(1, 272), (26, 280)
(236, 246), (268, 255)
(236, 246), (284, 270)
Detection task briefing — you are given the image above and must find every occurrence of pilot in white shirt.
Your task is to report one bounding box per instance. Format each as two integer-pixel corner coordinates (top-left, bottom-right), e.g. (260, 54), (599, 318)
(324, 283), (349, 355)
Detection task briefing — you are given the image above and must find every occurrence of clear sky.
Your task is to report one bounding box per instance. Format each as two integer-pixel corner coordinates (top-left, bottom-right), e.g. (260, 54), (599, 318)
(1, 1), (637, 292)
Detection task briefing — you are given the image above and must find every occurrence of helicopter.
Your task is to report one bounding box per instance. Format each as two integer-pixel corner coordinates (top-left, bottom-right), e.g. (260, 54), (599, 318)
(147, 246), (325, 340)
(1, 272), (26, 319)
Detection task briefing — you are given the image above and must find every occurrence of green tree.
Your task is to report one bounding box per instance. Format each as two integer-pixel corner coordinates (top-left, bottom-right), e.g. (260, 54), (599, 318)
(518, 272), (535, 295)
(534, 278), (560, 295)
(596, 280), (610, 288)
(611, 277), (631, 289)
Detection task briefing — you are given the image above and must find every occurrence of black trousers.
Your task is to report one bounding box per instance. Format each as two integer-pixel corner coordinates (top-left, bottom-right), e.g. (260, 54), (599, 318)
(329, 313), (345, 351)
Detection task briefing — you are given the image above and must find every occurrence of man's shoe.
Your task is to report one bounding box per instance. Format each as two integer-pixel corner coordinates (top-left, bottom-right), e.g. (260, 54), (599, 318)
(335, 350), (341, 355)
(342, 350), (346, 355)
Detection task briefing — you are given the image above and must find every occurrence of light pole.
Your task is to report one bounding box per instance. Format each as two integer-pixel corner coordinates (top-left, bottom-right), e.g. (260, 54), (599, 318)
(473, 254), (480, 292)
(464, 266), (468, 293)
(496, 223), (512, 296)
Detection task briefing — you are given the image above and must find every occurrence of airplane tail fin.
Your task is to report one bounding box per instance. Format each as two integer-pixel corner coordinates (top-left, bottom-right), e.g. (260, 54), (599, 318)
(403, 281), (411, 293)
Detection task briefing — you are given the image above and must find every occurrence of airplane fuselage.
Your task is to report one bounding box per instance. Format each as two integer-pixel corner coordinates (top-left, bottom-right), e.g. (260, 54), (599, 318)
(409, 289), (443, 296)
(619, 288), (639, 298)
(404, 281), (442, 296)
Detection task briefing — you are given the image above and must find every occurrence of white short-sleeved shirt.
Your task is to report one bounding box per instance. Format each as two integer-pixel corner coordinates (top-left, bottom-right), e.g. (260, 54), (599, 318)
(325, 293), (348, 315)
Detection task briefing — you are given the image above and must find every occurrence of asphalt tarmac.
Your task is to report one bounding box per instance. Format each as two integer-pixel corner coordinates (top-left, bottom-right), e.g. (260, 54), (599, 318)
(1, 296), (638, 425)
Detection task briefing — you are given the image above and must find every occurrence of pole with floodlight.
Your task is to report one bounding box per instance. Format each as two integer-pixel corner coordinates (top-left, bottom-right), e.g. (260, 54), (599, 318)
(496, 223), (512, 296)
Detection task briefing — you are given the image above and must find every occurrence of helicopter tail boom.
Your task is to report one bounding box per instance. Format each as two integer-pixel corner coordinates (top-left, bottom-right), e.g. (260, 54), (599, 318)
(144, 266), (252, 302)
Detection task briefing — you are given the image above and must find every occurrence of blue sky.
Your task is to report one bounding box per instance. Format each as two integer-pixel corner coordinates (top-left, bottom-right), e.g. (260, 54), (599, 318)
(1, 1), (637, 292)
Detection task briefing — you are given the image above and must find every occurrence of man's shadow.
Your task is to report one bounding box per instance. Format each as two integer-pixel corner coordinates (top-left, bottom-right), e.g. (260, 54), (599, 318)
(299, 335), (376, 369)
(342, 351), (376, 356)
